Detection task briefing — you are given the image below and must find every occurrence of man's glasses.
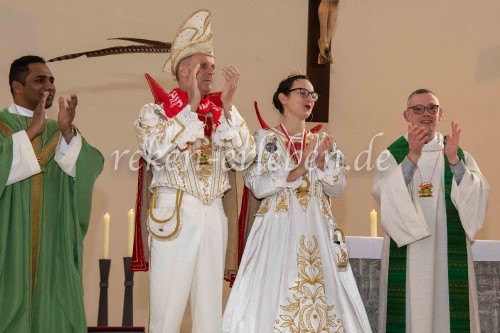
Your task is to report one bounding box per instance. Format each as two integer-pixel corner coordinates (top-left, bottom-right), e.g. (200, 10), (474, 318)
(407, 104), (440, 115)
(288, 88), (319, 102)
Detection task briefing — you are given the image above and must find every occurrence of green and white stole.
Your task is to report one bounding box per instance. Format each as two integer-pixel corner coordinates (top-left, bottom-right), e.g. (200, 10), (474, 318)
(386, 136), (470, 333)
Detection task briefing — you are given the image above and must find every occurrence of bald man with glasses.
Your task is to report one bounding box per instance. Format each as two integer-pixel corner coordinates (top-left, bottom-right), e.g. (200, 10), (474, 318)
(372, 88), (489, 333)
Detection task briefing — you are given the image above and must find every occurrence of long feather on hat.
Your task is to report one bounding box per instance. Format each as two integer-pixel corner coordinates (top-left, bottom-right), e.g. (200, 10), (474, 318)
(48, 38), (171, 62)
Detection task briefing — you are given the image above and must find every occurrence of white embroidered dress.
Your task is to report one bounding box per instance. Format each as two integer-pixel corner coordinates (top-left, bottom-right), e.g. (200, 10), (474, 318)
(222, 128), (372, 333)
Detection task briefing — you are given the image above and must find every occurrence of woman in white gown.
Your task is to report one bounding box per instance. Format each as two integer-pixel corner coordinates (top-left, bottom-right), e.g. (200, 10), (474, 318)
(222, 73), (372, 333)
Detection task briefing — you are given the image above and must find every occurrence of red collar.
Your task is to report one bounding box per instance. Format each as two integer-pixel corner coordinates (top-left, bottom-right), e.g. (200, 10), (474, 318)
(163, 88), (223, 137)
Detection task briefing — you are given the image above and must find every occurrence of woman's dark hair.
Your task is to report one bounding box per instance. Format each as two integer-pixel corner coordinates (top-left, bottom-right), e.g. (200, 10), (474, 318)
(272, 74), (309, 114)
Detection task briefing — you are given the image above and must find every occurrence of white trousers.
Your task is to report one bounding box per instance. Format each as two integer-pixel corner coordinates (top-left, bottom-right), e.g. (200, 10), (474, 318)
(149, 190), (228, 333)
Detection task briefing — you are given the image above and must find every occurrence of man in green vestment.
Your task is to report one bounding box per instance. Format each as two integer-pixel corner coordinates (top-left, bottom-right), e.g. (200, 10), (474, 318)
(0, 55), (104, 332)
(372, 89), (488, 333)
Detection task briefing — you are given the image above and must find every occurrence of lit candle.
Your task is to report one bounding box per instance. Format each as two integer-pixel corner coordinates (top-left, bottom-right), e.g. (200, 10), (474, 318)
(103, 213), (110, 259)
(370, 209), (377, 237)
(127, 209), (135, 257)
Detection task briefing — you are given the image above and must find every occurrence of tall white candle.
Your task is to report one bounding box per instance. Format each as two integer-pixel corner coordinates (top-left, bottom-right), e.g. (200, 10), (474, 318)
(127, 209), (135, 257)
(370, 209), (377, 237)
(103, 213), (110, 259)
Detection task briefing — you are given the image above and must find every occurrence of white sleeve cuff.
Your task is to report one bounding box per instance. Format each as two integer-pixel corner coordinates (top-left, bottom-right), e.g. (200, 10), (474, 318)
(6, 131), (41, 185)
(316, 163), (347, 184)
(172, 106), (205, 149)
(316, 149), (347, 184)
(212, 106), (244, 148)
(271, 167), (303, 190)
(226, 105), (245, 126)
(55, 133), (82, 177)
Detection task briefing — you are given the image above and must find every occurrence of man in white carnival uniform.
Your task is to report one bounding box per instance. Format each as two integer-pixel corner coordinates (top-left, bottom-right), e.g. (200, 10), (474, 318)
(134, 9), (256, 333)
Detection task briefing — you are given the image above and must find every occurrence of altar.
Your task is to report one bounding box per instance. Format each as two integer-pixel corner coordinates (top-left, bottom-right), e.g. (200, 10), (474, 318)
(346, 236), (500, 333)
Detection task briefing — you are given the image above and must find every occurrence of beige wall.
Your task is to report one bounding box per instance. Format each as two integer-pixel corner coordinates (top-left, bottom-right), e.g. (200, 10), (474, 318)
(1, 0), (498, 328)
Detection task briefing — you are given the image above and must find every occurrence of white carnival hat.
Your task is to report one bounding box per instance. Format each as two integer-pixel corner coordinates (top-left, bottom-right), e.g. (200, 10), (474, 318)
(163, 9), (214, 77)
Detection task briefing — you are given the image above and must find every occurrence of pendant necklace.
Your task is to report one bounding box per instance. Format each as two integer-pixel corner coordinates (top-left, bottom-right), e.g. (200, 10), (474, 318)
(416, 149), (441, 197)
(14, 104), (48, 171)
(194, 114), (213, 165)
(280, 123), (310, 194)
(279, 123), (306, 164)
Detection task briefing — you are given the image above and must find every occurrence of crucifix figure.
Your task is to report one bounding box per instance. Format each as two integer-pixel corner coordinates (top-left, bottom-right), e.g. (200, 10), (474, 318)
(317, 0), (340, 64)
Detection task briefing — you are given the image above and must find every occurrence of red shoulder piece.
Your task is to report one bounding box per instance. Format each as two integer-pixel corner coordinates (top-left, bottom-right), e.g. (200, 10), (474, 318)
(254, 101), (269, 129)
(310, 124), (323, 133)
(254, 100), (322, 132)
(144, 73), (170, 103)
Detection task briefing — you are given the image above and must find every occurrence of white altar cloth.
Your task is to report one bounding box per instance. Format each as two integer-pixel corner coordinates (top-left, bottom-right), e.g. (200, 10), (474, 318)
(347, 236), (500, 261)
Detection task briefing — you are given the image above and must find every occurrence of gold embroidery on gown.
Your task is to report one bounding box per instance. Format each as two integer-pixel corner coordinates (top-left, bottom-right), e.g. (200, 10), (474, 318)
(274, 235), (345, 333)
(275, 194), (289, 213)
(320, 198), (333, 219)
(155, 117), (171, 144)
(295, 176), (311, 211)
(257, 198), (271, 215)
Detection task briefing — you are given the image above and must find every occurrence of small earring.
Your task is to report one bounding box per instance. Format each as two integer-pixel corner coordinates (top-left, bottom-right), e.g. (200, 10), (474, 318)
(309, 112), (314, 122)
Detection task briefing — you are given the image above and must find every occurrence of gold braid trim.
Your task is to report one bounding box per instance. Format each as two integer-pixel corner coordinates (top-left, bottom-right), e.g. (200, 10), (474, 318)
(170, 117), (186, 144)
(31, 128), (59, 302)
(0, 120), (14, 137)
(30, 135), (42, 305)
(38, 130), (60, 167)
(147, 188), (184, 241)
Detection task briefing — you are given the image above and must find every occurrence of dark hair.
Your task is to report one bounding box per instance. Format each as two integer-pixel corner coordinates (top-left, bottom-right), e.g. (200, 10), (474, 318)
(9, 55), (46, 95)
(272, 74), (309, 114)
(407, 88), (436, 106)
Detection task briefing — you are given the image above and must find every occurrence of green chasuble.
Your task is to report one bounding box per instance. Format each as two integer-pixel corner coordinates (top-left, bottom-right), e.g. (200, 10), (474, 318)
(0, 108), (104, 332)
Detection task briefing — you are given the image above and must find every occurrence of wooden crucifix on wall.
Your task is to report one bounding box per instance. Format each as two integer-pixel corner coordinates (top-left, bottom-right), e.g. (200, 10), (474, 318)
(306, 0), (340, 123)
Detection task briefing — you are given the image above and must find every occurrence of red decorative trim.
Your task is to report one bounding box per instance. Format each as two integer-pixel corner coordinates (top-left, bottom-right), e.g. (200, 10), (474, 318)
(310, 124), (323, 133)
(224, 273), (237, 287)
(224, 185), (251, 287)
(131, 158), (149, 271)
(254, 100), (322, 133)
(238, 186), (250, 263)
(144, 73), (169, 104)
(254, 101), (269, 129)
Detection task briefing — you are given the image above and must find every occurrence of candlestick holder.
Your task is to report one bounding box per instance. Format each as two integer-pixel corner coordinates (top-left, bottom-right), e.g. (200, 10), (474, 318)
(122, 256), (134, 326)
(97, 259), (111, 326)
